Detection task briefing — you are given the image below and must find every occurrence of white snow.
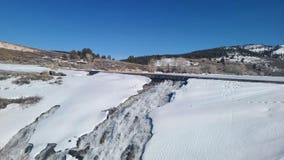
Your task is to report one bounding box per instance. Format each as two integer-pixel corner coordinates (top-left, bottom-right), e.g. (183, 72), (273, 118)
(0, 64), (150, 157)
(272, 45), (284, 55)
(30, 72), (150, 156)
(0, 63), (49, 72)
(144, 79), (284, 160)
(216, 55), (266, 64)
(2, 63), (284, 159)
(243, 44), (272, 53)
(69, 81), (181, 160)
(154, 58), (199, 67)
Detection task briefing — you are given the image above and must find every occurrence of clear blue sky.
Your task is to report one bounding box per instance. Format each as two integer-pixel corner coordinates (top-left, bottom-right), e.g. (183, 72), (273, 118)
(0, 0), (283, 59)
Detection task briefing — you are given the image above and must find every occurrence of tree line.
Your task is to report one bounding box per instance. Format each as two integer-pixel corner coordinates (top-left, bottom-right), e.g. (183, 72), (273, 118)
(123, 47), (271, 65)
(62, 48), (114, 62)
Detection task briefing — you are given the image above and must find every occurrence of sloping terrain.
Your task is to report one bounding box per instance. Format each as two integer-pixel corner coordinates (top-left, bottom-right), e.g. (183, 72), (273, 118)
(0, 63), (284, 160)
(2, 41), (284, 76)
(0, 41), (151, 72)
(70, 58), (151, 72)
(124, 44), (284, 65)
(0, 41), (66, 66)
(0, 64), (150, 157)
(0, 48), (60, 65)
(144, 79), (284, 160)
(0, 41), (43, 53)
(124, 44), (284, 76)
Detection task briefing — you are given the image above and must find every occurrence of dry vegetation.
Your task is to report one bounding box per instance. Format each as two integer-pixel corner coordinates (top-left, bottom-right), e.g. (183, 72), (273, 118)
(0, 47), (152, 72)
(0, 71), (53, 85)
(0, 96), (42, 109)
(91, 59), (150, 72)
(0, 72), (11, 81)
(150, 58), (284, 76)
(0, 48), (63, 66)
(1, 43), (283, 76)
(56, 58), (151, 72)
(49, 77), (63, 85)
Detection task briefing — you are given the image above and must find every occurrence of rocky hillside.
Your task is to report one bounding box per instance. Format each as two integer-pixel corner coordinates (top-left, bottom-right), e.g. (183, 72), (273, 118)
(1, 41), (284, 76)
(0, 41), (150, 72)
(0, 42), (42, 53)
(123, 44), (284, 76)
(124, 44), (284, 65)
(242, 44), (284, 57)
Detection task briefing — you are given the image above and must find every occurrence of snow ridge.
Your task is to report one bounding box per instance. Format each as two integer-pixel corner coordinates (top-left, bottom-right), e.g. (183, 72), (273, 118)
(144, 79), (284, 160)
(0, 80), (184, 160)
(272, 45), (284, 55)
(0, 105), (61, 160)
(68, 81), (182, 160)
(242, 44), (272, 53)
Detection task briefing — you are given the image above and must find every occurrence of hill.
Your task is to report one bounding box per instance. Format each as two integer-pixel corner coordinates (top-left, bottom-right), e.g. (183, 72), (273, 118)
(1, 41), (284, 76)
(0, 41), (150, 72)
(123, 44), (284, 65)
(123, 44), (284, 76)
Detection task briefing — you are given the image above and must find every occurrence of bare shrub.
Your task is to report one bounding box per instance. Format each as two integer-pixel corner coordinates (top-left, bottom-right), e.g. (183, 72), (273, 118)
(12, 78), (31, 85)
(0, 75), (10, 81)
(12, 71), (53, 85)
(54, 79), (63, 85)
(0, 98), (10, 109)
(224, 64), (246, 75)
(0, 96), (41, 109)
(0, 71), (12, 80)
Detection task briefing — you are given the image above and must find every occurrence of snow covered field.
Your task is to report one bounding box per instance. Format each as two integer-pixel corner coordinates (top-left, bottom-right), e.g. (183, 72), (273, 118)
(0, 64), (150, 158)
(144, 79), (284, 160)
(154, 58), (199, 67)
(0, 63), (49, 72)
(1, 63), (284, 160)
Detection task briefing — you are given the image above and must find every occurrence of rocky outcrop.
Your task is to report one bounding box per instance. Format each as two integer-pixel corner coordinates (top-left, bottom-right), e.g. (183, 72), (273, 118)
(0, 105), (60, 160)
(0, 81), (185, 160)
(67, 81), (183, 160)
(49, 71), (66, 76)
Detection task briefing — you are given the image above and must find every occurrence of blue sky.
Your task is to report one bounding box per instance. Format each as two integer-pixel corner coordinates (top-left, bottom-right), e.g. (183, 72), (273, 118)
(0, 0), (283, 59)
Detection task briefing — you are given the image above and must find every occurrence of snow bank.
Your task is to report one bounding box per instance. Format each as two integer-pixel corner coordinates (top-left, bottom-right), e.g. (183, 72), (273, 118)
(273, 46), (284, 55)
(243, 44), (272, 53)
(0, 65), (150, 158)
(216, 55), (267, 64)
(65, 81), (181, 160)
(29, 72), (150, 156)
(144, 79), (284, 160)
(0, 63), (49, 72)
(154, 58), (198, 67)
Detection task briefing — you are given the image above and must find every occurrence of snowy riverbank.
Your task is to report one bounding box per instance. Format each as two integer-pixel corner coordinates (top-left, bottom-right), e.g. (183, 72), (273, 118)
(0, 64), (150, 158)
(144, 79), (284, 160)
(1, 63), (284, 160)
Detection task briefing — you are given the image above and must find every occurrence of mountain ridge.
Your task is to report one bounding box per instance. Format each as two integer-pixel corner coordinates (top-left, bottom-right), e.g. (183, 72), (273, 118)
(0, 41), (43, 53)
(123, 44), (284, 65)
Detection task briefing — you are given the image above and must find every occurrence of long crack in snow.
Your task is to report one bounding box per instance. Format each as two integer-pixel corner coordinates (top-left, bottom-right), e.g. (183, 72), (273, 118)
(0, 80), (184, 160)
(67, 81), (183, 160)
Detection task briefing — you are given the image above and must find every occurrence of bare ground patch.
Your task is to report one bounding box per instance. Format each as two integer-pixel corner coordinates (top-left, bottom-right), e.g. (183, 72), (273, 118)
(0, 96), (42, 109)
(0, 71), (53, 85)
